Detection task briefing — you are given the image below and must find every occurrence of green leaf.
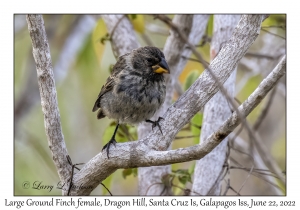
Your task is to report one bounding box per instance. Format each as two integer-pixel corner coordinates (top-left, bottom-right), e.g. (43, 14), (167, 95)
(102, 122), (117, 143)
(188, 162), (196, 178)
(178, 176), (187, 185)
(184, 70), (200, 91)
(172, 169), (192, 185)
(191, 113), (203, 144)
(102, 122), (129, 144)
(173, 169), (190, 176)
(100, 33), (111, 44)
(129, 14), (137, 20)
(109, 64), (114, 73)
(206, 15), (214, 37)
(132, 168), (138, 177)
(122, 168), (133, 179)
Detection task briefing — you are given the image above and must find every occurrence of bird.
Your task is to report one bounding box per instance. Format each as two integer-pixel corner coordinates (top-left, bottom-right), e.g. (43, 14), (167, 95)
(92, 46), (170, 158)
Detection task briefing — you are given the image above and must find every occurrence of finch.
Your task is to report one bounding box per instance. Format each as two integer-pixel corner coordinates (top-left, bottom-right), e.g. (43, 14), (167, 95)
(92, 46), (170, 158)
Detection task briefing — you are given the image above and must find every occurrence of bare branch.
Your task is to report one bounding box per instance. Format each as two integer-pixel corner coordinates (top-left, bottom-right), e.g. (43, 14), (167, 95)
(102, 15), (140, 57)
(69, 18), (285, 195)
(261, 28), (285, 39)
(253, 87), (277, 130)
(154, 15), (270, 158)
(192, 14), (240, 196)
(138, 14), (194, 196)
(16, 15), (96, 124)
(230, 136), (283, 195)
(26, 15), (71, 193)
(71, 54), (285, 195)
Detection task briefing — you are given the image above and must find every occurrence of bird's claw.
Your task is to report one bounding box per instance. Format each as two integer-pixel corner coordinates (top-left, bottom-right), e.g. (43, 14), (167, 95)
(102, 138), (117, 159)
(146, 117), (164, 135)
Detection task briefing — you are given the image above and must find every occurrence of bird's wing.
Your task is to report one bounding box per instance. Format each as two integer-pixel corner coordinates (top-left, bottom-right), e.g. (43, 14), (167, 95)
(92, 75), (115, 112)
(92, 54), (128, 112)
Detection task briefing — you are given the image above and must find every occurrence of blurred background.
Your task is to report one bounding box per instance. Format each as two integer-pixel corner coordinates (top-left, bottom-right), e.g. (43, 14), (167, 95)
(14, 14), (286, 195)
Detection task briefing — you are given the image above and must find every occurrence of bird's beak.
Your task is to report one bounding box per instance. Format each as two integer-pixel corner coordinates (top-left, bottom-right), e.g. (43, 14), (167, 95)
(153, 58), (170, 74)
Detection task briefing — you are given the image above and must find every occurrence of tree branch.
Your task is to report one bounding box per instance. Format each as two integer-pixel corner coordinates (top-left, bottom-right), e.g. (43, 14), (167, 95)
(69, 15), (275, 195)
(192, 14), (240, 196)
(71, 53), (285, 195)
(26, 15), (71, 193)
(230, 135), (283, 195)
(16, 15), (95, 125)
(138, 14), (195, 196)
(102, 15), (140, 57)
(155, 15), (269, 163)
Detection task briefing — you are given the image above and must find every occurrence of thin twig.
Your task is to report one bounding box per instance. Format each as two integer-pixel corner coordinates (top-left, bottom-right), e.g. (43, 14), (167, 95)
(119, 124), (135, 141)
(145, 182), (164, 196)
(261, 28), (285, 39)
(253, 87), (277, 130)
(181, 55), (210, 65)
(261, 25), (286, 29)
(110, 15), (126, 40)
(154, 14), (259, 154)
(69, 16), (285, 195)
(224, 179), (241, 195)
(154, 15), (286, 186)
(245, 52), (282, 60)
(229, 158), (282, 191)
(230, 166), (279, 179)
(223, 179), (231, 195)
(140, 33), (155, 46)
(190, 122), (202, 130)
(175, 135), (198, 140)
(100, 183), (113, 196)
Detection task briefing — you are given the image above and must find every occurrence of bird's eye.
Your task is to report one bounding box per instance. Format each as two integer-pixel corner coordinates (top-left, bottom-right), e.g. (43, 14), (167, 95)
(146, 58), (153, 63)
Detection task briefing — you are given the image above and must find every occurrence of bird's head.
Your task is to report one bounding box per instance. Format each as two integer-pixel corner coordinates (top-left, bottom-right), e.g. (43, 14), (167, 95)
(130, 46), (170, 76)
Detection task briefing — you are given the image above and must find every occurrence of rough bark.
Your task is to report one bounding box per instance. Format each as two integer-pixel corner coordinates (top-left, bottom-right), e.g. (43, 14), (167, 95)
(26, 15), (71, 193)
(102, 15), (140, 57)
(138, 14), (194, 196)
(69, 15), (270, 195)
(16, 15), (96, 124)
(70, 53), (285, 195)
(192, 15), (240, 195)
(27, 14), (282, 196)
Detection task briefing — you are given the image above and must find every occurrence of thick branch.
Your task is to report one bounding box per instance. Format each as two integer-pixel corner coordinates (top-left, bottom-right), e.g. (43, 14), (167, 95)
(71, 54), (285, 195)
(26, 15), (71, 188)
(70, 15), (269, 195)
(138, 14), (194, 196)
(102, 15), (140, 57)
(157, 16), (283, 186)
(192, 14), (240, 196)
(16, 15), (95, 125)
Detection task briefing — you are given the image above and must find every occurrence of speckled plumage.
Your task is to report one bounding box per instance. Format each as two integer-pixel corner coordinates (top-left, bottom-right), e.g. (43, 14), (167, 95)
(92, 46), (170, 158)
(93, 46), (168, 125)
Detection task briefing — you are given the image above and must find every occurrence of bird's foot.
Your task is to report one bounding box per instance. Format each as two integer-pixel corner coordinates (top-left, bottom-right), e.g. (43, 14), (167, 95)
(102, 138), (117, 159)
(146, 117), (164, 134)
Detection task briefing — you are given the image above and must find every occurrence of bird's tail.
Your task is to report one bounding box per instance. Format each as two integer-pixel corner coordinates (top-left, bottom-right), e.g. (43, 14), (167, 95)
(96, 108), (106, 119)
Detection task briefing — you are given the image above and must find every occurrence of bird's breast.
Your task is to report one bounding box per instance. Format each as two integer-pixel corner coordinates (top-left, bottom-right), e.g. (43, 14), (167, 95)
(106, 74), (166, 124)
